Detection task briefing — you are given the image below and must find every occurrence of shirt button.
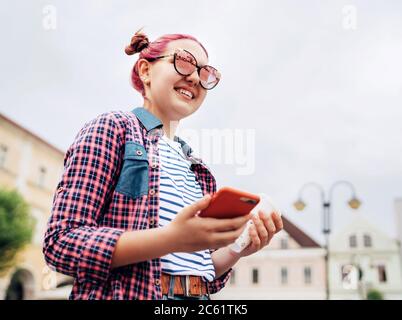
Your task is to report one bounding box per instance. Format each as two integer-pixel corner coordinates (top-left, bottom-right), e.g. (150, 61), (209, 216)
(149, 189), (156, 196)
(154, 279), (161, 286)
(136, 150), (143, 156)
(151, 163), (157, 169)
(57, 187), (64, 193)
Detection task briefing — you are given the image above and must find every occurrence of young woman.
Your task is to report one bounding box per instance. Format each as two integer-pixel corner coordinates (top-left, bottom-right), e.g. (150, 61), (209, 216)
(43, 29), (283, 300)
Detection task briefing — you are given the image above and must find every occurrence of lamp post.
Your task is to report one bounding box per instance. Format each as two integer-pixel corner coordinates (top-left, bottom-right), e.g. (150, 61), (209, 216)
(293, 180), (361, 300)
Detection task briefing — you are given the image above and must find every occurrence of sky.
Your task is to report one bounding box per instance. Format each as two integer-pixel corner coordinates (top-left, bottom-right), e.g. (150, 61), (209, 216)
(1, 0), (402, 245)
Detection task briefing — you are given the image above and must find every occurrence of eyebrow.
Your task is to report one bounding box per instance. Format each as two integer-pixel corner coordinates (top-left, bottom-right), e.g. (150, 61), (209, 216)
(174, 48), (208, 67)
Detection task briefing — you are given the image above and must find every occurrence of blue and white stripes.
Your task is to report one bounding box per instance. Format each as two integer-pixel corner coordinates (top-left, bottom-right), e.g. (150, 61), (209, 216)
(157, 135), (215, 282)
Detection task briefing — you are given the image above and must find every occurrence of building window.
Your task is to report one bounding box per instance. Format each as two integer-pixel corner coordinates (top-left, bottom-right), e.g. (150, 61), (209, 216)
(0, 145), (8, 168)
(364, 234), (372, 248)
(252, 268), (259, 284)
(281, 267), (288, 285)
(280, 237), (288, 249)
(230, 270), (236, 285)
(304, 267), (312, 285)
(349, 234), (357, 248)
(378, 265), (387, 283)
(38, 166), (47, 188)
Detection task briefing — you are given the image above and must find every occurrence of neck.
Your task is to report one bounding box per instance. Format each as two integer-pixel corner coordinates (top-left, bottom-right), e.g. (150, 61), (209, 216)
(143, 102), (179, 140)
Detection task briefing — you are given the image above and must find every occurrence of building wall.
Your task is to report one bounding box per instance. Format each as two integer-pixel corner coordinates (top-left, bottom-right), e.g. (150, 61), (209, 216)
(395, 198), (402, 270)
(213, 231), (326, 300)
(0, 115), (71, 299)
(330, 251), (402, 300)
(329, 215), (402, 300)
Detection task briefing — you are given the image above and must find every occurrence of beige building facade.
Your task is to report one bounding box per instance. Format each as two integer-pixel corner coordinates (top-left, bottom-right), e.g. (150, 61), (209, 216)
(329, 214), (402, 300)
(0, 113), (72, 300)
(214, 217), (326, 300)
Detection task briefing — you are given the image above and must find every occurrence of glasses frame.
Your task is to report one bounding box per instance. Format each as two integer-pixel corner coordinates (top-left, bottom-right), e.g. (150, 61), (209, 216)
(147, 48), (221, 90)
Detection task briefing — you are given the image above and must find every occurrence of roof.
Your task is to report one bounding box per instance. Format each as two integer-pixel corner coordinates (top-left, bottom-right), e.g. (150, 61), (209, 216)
(282, 215), (321, 248)
(0, 112), (65, 156)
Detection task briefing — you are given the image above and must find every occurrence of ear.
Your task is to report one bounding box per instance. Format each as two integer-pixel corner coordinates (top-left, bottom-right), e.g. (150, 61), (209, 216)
(137, 58), (151, 85)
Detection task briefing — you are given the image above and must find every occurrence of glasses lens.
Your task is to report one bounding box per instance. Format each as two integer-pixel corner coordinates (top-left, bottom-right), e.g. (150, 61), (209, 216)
(199, 66), (220, 90)
(175, 51), (196, 76)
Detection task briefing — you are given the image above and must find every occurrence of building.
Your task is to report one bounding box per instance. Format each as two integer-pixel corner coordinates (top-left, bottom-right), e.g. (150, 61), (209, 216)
(329, 213), (402, 299)
(0, 112), (72, 300)
(395, 198), (402, 268)
(213, 216), (326, 300)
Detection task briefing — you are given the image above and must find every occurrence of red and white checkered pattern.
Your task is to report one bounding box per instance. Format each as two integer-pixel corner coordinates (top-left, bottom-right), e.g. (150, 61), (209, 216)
(43, 109), (231, 299)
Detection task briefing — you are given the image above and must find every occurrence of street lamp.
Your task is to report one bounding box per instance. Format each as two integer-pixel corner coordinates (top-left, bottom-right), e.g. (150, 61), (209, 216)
(293, 181), (361, 300)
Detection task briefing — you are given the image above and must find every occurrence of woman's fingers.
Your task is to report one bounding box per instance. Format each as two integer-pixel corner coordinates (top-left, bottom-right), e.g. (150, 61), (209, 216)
(249, 224), (261, 249)
(257, 210), (278, 244)
(271, 211), (284, 232)
(252, 214), (269, 246)
(207, 214), (252, 232)
(181, 194), (211, 218)
(212, 227), (247, 247)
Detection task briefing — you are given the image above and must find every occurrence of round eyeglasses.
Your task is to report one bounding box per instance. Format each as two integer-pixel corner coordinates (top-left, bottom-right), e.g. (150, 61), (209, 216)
(148, 48), (221, 90)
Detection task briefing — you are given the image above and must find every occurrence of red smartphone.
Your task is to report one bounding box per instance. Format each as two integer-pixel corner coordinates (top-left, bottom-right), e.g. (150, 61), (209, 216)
(199, 187), (260, 219)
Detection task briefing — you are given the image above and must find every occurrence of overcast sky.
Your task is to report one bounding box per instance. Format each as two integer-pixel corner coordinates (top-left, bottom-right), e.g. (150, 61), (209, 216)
(1, 0), (402, 245)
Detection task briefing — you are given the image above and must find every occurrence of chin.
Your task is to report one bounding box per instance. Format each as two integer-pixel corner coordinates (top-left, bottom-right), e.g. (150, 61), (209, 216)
(171, 100), (198, 119)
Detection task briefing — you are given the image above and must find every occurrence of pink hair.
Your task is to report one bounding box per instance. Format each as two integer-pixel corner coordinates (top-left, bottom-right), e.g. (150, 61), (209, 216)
(131, 34), (209, 97)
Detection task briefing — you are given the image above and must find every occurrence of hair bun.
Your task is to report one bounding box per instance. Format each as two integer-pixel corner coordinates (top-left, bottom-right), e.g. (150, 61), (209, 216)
(125, 29), (150, 55)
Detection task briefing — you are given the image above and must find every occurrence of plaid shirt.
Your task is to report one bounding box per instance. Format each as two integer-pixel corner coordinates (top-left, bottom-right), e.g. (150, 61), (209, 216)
(43, 107), (231, 300)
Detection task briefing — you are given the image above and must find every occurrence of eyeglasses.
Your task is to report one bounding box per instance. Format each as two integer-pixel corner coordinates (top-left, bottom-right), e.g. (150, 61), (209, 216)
(148, 48), (221, 90)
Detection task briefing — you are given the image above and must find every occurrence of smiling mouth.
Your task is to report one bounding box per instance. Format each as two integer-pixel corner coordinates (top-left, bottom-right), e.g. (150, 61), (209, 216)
(174, 87), (194, 100)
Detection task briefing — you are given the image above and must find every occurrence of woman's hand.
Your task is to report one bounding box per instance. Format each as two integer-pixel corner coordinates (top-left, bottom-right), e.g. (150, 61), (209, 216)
(165, 194), (252, 253)
(238, 210), (283, 258)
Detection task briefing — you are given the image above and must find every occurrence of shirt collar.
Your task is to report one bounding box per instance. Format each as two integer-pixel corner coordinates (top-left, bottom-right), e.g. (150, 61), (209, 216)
(132, 107), (163, 132)
(131, 107), (198, 160)
(173, 136), (193, 157)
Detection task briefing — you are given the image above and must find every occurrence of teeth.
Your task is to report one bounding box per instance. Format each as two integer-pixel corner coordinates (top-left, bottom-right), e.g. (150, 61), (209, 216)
(175, 88), (193, 99)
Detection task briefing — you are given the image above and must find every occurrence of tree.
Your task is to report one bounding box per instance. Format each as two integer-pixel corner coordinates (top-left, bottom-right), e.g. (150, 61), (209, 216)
(0, 188), (35, 275)
(366, 288), (384, 300)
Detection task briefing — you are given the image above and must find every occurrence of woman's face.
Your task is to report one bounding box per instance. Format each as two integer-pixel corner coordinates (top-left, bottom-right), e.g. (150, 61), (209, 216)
(144, 39), (209, 121)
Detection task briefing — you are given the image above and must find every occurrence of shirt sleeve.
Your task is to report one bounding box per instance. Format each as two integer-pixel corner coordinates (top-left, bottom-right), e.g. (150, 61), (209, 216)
(43, 112), (125, 284)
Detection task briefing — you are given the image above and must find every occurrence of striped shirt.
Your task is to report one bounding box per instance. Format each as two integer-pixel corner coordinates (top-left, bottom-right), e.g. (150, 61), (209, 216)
(158, 135), (216, 281)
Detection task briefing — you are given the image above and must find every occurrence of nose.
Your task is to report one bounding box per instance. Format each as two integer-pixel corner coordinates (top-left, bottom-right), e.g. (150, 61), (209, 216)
(184, 69), (200, 87)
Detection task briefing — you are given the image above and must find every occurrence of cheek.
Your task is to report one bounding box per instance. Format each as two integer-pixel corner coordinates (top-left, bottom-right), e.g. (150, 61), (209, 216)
(197, 90), (207, 104)
(151, 75), (178, 98)
(151, 66), (179, 92)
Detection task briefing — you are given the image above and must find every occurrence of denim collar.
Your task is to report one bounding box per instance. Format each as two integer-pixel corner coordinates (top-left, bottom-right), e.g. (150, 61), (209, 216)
(132, 107), (163, 132)
(131, 107), (194, 157)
